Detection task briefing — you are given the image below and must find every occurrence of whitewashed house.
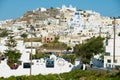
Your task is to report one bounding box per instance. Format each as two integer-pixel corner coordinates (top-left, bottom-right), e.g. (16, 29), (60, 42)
(0, 40), (80, 78)
(104, 36), (120, 69)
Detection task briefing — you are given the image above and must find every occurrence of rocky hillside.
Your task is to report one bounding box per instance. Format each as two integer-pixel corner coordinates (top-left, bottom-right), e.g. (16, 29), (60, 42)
(15, 8), (60, 23)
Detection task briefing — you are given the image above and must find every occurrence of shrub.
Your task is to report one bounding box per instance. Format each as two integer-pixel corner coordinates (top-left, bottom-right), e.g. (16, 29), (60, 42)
(0, 69), (120, 80)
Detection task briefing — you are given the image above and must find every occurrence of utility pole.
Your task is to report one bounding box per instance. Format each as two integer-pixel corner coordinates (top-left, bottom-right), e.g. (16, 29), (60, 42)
(29, 25), (33, 80)
(113, 17), (116, 64)
(30, 30), (33, 77)
(111, 16), (120, 67)
(29, 19), (34, 80)
(99, 26), (102, 37)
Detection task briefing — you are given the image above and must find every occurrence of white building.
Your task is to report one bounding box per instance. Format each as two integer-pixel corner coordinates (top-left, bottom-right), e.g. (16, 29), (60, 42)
(33, 7), (47, 12)
(0, 53), (77, 78)
(104, 36), (120, 69)
(66, 11), (84, 35)
(61, 5), (76, 12)
(0, 39), (80, 78)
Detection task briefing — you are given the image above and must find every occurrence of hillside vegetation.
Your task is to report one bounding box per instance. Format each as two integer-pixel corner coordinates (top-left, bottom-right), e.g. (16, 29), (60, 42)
(0, 69), (120, 80)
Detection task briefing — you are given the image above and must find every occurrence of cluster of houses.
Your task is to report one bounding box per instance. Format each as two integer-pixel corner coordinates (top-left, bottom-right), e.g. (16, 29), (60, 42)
(0, 5), (120, 77)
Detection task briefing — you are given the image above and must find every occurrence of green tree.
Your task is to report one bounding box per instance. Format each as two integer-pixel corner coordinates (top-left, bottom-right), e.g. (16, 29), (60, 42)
(32, 53), (50, 59)
(17, 26), (24, 30)
(74, 36), (105, 63)
(5, 36), (17, 49)
(20, 33), (28, 42)
(53, 36), (59, 43)
(4, 50), (21, 66)
(66, 46), (72, 51)
(41, 42), (67, 50)
(0, 29), (9, 37)
(4, 36), (21, 67)
(20, 33), (28, 39)
(87, 36), (105, 55)
(62, 54), (76, 64)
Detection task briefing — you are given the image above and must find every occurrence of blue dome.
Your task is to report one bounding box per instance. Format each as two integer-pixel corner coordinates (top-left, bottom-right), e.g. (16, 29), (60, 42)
(75, 12), (79, 15)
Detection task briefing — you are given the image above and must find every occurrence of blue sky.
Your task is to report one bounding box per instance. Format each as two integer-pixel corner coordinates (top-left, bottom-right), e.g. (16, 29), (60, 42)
(0, 0), (120, 20)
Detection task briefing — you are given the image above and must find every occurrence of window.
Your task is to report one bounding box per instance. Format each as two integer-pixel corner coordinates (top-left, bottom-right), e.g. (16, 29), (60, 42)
(106, 39), (108, 46)
(51, 38), (53, 40)
(23, 63), (31, 68)
(46, 59), (54, 68)
(47, 38), (49, 40)
(107, 59), (111, 63)
(105, 52), (110, 56)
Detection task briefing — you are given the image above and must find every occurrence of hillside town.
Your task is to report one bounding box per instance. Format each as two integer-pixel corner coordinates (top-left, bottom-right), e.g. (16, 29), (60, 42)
(0, 5), (120, 77)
